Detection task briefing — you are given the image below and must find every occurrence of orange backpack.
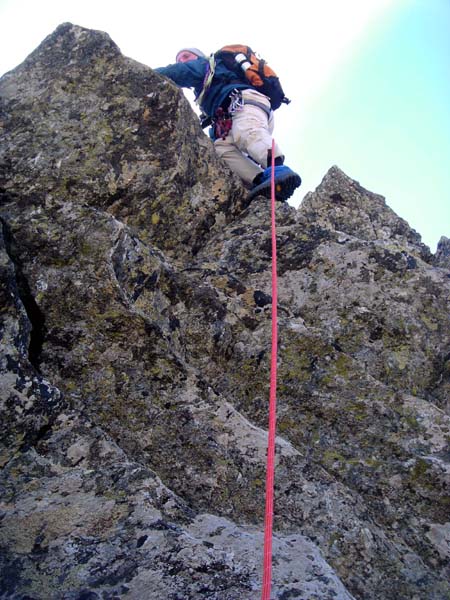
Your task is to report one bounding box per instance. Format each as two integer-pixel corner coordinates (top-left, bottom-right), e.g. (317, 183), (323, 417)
(215, 44), (290, 110)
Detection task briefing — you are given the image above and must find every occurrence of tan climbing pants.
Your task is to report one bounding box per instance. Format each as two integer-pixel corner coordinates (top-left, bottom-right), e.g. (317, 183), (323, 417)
(214, 89), (283, 187)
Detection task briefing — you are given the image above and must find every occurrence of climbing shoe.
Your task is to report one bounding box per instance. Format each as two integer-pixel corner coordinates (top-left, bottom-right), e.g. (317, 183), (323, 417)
(248, 165), (301, 202)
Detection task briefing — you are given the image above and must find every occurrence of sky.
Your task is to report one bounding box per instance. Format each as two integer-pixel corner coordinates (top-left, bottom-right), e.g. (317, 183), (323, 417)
(0, 0), (448, 251)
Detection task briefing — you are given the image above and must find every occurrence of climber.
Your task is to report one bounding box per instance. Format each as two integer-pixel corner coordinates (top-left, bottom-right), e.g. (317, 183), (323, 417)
(155, 47), (301, 202)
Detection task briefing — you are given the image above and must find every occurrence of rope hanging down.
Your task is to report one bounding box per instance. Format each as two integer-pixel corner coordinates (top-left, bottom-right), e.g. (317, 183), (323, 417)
(261, 139), (278, 600)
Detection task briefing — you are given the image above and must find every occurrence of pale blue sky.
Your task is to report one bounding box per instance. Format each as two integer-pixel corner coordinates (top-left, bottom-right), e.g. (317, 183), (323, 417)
(290, 0), (450, 252)
(0, 0), (448, 251)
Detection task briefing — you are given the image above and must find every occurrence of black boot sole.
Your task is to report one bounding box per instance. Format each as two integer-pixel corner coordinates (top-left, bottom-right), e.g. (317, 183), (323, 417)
(248, 172), (301, 202)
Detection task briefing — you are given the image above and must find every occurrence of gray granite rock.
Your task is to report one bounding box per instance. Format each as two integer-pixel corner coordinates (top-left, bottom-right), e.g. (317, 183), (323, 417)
(1, 23), (449, 600)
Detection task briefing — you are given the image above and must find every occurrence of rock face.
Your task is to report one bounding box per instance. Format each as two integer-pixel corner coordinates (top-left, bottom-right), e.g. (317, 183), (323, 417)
(1, 23), (449, 600)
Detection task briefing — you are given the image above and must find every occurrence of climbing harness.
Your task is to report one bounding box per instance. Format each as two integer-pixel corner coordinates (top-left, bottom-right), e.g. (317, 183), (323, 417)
(211, 89), (273, 141)
(261, 139), (278, 600)
(230, 89), (272, 118)
(244, 97), (272, 118)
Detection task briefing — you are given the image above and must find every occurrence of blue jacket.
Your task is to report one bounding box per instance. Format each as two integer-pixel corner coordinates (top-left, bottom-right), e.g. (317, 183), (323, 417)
(155, 57), (249, 117)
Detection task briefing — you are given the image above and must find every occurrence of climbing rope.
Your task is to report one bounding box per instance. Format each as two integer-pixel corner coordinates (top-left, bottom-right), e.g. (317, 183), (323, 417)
(261, 139), (278, 600)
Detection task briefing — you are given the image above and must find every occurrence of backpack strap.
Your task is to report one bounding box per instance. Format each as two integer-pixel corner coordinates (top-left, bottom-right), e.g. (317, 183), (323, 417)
(196, 54), (216, 107)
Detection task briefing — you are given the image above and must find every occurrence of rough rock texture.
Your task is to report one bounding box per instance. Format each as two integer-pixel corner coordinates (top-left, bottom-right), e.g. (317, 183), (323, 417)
(1, 23), (449, 600)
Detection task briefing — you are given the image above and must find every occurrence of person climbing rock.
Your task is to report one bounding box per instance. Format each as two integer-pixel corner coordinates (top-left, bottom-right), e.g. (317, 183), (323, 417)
(155, 46), (301, 202)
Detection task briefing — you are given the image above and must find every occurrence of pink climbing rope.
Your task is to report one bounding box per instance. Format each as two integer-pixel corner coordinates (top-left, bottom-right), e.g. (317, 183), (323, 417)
(261, 139), (278, 600)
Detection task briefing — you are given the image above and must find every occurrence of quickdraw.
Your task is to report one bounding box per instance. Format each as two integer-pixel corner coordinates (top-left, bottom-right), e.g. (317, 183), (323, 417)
(228, 89), (244, 113)
(212, 107), (233, 140)
(212, 90), (243, 140)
